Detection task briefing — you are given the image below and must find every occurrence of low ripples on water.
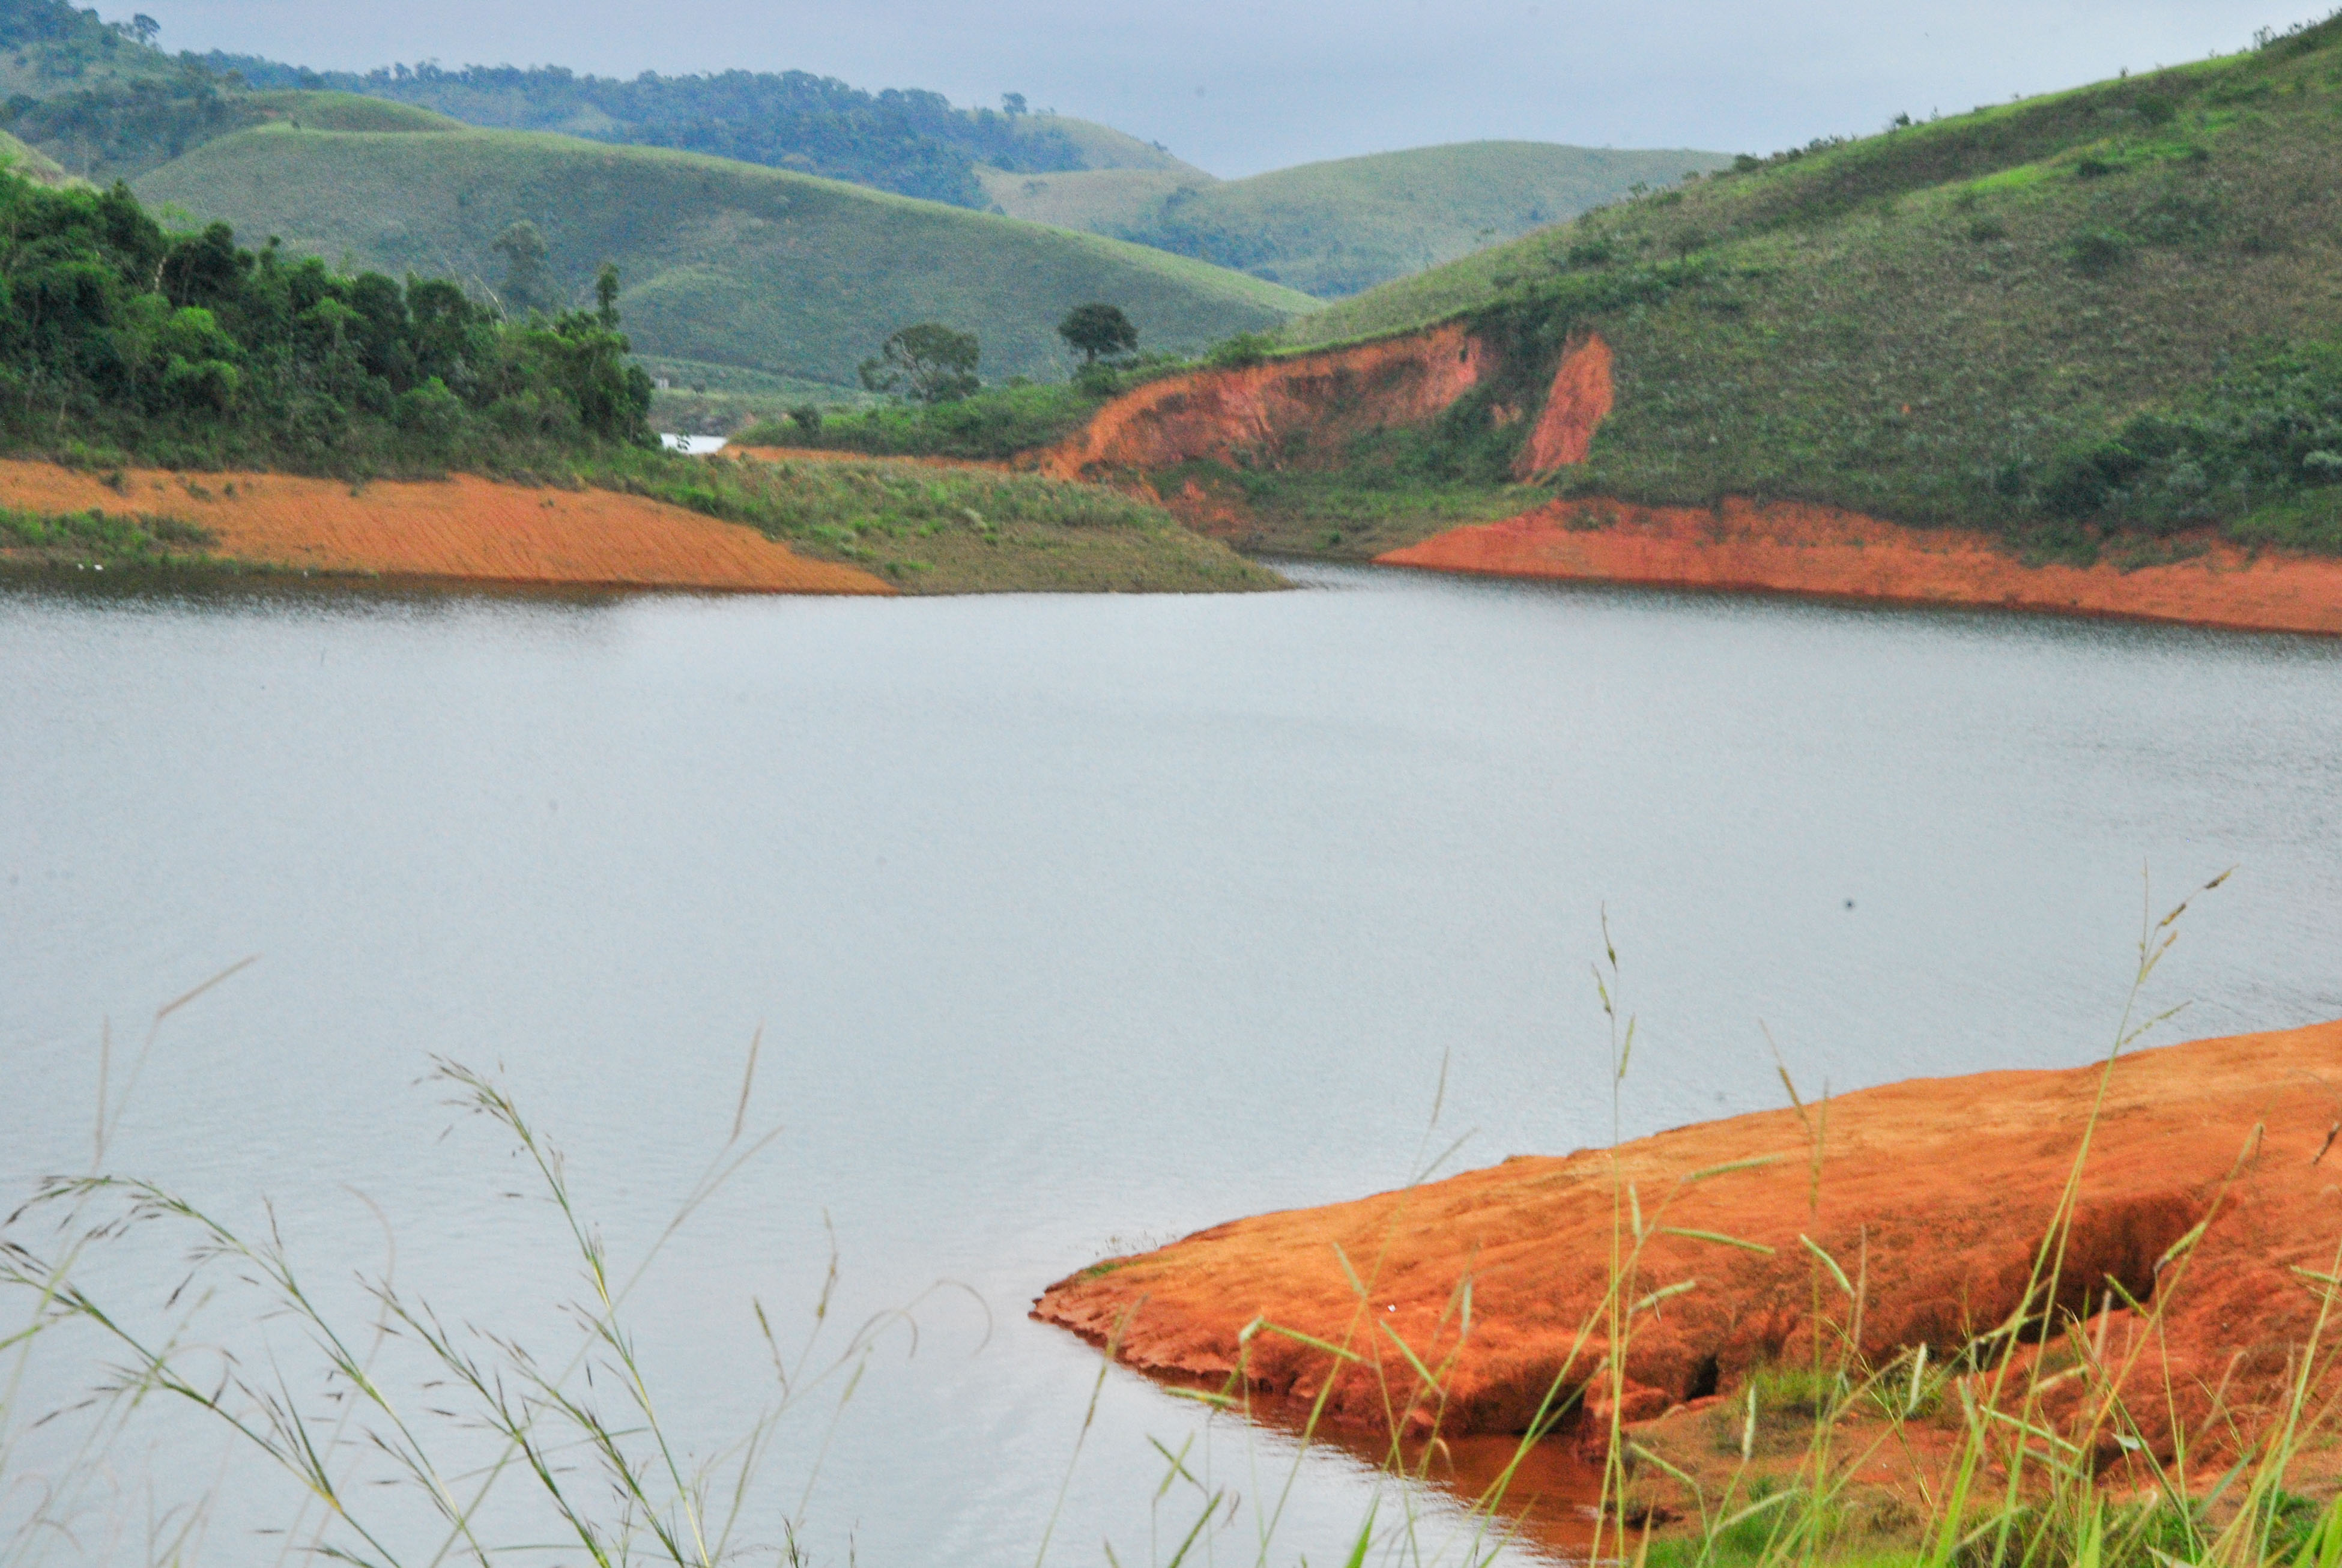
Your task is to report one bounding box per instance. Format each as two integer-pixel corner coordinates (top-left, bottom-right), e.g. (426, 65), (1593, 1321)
(4, 566), (2340, 1563)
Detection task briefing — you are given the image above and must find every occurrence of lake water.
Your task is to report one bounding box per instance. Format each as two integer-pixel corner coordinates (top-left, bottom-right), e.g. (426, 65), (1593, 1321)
(5, 567), (2341, 1566)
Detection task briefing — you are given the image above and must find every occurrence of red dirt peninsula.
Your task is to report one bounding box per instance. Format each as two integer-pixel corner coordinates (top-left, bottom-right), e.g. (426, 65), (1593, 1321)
(1379, 497), (2342, 636)
(1039, 324), (1493, 480)
(1513, 333), (1614, 477)
(0, 459), (890, 593)
(1035, 1020), (2342, 1459)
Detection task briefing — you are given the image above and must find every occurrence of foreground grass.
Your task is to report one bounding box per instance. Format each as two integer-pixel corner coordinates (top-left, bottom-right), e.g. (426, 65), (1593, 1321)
(8, 878), (2339, 1567)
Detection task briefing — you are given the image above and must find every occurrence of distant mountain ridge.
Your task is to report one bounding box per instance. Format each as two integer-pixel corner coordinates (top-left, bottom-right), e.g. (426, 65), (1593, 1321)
(195, 55), (1194, 207)
(979, 142), (1734, 297)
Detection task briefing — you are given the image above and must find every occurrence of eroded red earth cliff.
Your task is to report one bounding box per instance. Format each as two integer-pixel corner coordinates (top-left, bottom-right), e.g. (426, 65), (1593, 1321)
(1041, 324), (1494, 480)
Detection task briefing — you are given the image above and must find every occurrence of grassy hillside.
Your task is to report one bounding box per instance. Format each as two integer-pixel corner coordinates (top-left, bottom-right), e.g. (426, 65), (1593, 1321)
(237, 91), (464, 134)
(688, 452), (1284, 592)
(0, 0), (181, 100)
(133, 124), (1316, 387)
(1253, 17), (2342, 557)
(1002, 112), (1206, 175)
(979, 142), (1732, 297)
(0, 126), (71, 184)
(978, 166), (1197, 231)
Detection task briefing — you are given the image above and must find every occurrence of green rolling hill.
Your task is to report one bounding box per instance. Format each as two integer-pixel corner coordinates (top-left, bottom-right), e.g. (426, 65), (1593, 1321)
(997, 112), (1206, 175)
(978, 141), (1733, 297)
(0, 127), (72, 185)
(133, 120), (1317, 389)
(1242, 17), (2342, 556)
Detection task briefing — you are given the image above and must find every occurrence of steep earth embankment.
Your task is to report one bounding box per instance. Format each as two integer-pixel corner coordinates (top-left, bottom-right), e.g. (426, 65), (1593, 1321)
(1041, 323), (1493, 480)
(0, 461), (890, 593)
(1035, 1020), (2342, 1459)
(1381, 499), (2342, 636)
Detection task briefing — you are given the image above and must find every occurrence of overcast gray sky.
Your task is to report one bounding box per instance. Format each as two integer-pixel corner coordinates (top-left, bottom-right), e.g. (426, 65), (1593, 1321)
(149, 1), (2305, 177)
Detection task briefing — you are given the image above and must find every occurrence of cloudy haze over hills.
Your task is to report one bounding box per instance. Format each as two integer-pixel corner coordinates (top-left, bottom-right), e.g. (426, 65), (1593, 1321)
(143, 0), (2289, 175)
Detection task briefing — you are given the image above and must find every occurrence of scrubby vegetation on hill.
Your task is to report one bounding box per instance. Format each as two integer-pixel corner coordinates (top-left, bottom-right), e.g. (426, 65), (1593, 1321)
(1257, 13), (2342, 559)
(131, 126), (1315, 387)
(980, 141), (1732, 298)
(0, 0), (181, 98)
(682, 450), (1285, 592)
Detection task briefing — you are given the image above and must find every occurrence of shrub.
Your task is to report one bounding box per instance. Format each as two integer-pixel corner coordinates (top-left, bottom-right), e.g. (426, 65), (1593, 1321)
(2067, 227), (2132, 274)
(1206, 331), (1277, 369)
(393, 377), (463, 440)
(2039, 439), (2144, 517)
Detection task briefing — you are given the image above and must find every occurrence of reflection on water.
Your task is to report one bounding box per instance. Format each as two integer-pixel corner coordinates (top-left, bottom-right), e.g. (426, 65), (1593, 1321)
(4, 566), (2341, 1565)
(1230, 1386), (1609, 1557)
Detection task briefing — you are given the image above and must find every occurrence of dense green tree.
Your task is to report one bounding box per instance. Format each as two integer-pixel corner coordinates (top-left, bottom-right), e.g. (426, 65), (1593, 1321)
(0, 168), (651, 468)
(1056, 302), (1137, 365)
(595, 262), (621, 328)
(859, 322), (980, 404)
(492, 220), (558, 315)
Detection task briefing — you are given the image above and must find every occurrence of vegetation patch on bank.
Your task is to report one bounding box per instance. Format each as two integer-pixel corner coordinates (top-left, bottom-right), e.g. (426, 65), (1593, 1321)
(671, 450), (1286, 592)
(0, 503), (214, 566)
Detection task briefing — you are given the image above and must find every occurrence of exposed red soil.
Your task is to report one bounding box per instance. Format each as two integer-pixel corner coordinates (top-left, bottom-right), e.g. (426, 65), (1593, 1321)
(1039, 324), (1493, 480)
(1512, 333), (1614, 477)
(1378, 497), (2342, 636)
(1035, 1020), (2342, 1461)
(0, 459), (890, 593)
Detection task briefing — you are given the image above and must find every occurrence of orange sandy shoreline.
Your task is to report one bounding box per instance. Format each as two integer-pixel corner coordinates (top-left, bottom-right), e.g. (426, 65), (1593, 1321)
(1035, 1019), (2342, 1461)
(0, 458), (893, 595)
(1379, 495), (2342, 637)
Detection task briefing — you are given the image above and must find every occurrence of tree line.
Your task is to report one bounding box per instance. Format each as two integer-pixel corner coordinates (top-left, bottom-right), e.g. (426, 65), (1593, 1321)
(0, 167), (653, 472)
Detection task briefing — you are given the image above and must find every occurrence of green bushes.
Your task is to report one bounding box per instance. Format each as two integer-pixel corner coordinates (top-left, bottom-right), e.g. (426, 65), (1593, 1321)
(740, 380), (1100, 461)
(0, 503), (214, 563)
(2024, 341), (2342, 534)
(2066, 226), (2132, 274)
(0, 169), (652, 473)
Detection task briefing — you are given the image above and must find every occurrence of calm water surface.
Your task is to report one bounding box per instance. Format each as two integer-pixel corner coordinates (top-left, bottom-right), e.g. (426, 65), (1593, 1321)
(5, 567), (2341, 1564)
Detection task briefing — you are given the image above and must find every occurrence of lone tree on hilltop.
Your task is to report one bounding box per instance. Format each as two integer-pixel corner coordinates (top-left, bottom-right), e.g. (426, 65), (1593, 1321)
(1058, 302), (1137, 365)
(860, 322), (980, 404)
(492, 221), (558, 315)
(595, 261), (622, 327)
